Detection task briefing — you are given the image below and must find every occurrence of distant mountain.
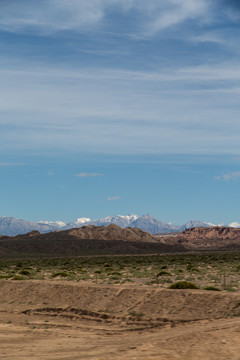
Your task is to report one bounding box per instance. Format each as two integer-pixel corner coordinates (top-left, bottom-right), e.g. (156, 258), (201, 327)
(0, 215), (142, 236)
(0, 214), (235, 236)
(0, 217), (56, 236)
(38, 214), (139, 230)
(75, 214), (138, 229)
(128, 215), (212, 234)
(179, 220), (213, 232)
(129, 214), (179, 233)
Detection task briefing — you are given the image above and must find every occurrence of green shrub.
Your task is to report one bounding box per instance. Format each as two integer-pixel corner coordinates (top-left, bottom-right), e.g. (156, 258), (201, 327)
(111, 271), (122, 276)
(51, 272), (68, 278)
(169, 281), (199, 289)
(15, 262), (23, 269)
(109, 275), (120, 281)
(20, 270), (30, 276)
(157, 271), (171, 277)
(122, 278), (133, 283)
(186, 264), (199, 272)
(204, 286), (221, 291)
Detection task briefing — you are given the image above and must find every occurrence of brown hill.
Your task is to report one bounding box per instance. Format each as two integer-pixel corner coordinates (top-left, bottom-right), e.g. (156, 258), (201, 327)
(2, 224), (240, 258)
(159, 226), (240, 250)
(0, 225), (185, 257)
(68, 223), (157, 242)
(9, 224), (156, 243)
(0, 224), (155, 241)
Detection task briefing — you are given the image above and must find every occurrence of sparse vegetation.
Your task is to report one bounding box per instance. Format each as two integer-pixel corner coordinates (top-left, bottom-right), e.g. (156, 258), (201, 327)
(0, 253), (239, 291)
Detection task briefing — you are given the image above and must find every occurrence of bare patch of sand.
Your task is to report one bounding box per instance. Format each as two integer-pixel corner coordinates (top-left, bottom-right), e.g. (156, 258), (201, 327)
(0, 280), (240, 359)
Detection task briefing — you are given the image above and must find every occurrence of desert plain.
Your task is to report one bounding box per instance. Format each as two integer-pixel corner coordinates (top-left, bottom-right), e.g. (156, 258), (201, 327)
(0, 253), (240, 360)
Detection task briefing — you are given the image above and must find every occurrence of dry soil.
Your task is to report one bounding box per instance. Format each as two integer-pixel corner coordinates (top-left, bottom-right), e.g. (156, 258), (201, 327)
(0, 279), (240, 360)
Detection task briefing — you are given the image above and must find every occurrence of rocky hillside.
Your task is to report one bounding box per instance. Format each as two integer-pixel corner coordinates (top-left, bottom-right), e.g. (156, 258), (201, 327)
(159, 226), (240, 250)
(67, 224), (155, 242)
(1, 224), (240, 258)
(0, 225), (185, 257)
(1, 224), (156, 243)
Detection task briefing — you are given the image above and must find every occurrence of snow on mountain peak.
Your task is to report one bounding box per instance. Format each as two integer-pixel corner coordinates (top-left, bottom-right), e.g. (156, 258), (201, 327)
(75, 217), (91, 224)
(97, 214), (138, 222)
(229, 222), (240, 228)
(3, 213), (240, 237)
(38, 220), (66, 227)
(117, 214), (138, 221)
(206, 222), (216, 226)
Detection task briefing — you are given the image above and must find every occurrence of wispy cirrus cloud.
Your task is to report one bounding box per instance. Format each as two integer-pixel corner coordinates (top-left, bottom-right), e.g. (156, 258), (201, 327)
(107, 196), (122, 201)
(75, 173), (103, 178)
(191, 32), (226, 45)
(214, 172), (240, 181)
(1, 59), (240, 156)
(0, 162), (23, 167)
(0, 0), (104, 33)
(1, 1), (240, 158)
(0, 0), (210, 36)
(140, 0), (208, 36)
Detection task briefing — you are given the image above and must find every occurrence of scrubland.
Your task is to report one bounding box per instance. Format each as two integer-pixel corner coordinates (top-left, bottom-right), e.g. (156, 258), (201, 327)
(1, 253), (240, 291)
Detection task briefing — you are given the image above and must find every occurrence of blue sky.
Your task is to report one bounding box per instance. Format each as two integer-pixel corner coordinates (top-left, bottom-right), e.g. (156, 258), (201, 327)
(1, 0), (240, 224)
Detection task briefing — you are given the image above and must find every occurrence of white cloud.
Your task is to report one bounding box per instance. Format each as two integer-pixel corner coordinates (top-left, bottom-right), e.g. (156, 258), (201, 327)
(1, 59), (240, 155)
(141, 0), (209, 35)
(214, 172), (240, 181)
(0, 0), (210, 36)
(191, 32), (226, 45)
(107, 196), (122, 201)
(0, 0), (104, 33)
(75, 173), (103, 178)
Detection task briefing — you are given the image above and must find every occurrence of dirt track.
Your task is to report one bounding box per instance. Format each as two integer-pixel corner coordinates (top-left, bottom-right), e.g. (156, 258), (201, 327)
(1, 280), (240, 359)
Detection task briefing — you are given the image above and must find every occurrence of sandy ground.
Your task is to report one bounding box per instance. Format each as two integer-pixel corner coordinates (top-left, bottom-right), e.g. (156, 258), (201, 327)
(0, 279), (240, 360)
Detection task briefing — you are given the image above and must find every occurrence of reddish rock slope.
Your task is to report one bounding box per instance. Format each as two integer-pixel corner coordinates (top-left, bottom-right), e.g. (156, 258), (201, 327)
(160, 226), (240, 250)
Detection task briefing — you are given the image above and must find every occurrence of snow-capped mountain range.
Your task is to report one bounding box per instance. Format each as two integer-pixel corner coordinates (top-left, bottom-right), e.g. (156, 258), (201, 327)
(0, 214), (239, 237)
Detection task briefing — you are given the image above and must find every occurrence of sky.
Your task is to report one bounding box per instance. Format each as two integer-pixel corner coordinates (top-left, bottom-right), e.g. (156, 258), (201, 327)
(1, 0), (240, 225)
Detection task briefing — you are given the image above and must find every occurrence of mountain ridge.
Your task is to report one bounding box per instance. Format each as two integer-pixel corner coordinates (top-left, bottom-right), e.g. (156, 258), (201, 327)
(1, 224), (240, 257)
(0, 224), (186, 257)
(0, 214), (237, 236)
